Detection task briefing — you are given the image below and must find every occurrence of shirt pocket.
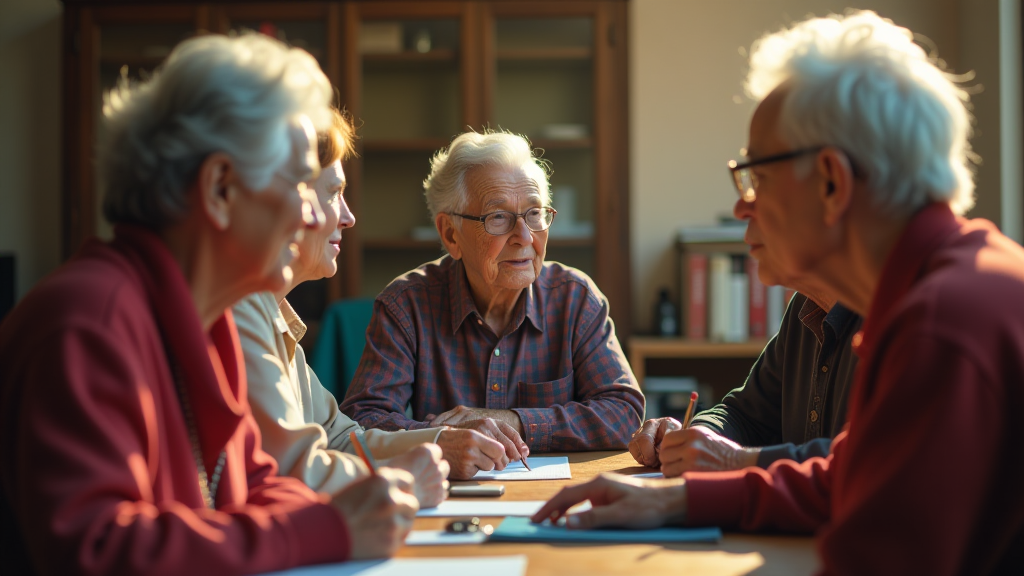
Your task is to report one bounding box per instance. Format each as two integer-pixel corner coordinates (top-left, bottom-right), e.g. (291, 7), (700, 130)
(516, 372), (575, 409)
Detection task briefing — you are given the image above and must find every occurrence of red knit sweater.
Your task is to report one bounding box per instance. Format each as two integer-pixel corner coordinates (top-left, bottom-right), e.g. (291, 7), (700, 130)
(0, 226), (351, 575)
(685, 204), (1024, 575)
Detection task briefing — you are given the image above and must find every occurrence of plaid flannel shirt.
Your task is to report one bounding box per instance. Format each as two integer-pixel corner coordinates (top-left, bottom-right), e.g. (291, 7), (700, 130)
(340, 256), (644, 451)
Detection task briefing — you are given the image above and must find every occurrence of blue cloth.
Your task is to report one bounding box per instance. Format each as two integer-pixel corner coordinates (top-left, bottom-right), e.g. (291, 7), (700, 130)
(309, 298), (374, 398)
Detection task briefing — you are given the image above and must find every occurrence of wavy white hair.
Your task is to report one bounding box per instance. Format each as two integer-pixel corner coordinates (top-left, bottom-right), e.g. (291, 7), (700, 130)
(100, 32), (333, 229)
(423, 130), (551, 221)
(746, 10), (975, 216)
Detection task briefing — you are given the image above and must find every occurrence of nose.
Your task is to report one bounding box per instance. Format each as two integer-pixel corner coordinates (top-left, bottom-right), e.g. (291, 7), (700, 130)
(510, 214), (533, 242)
(338, 195), (355, 229)
(299, 182), (326, 231)
(733, 196), (754, 221)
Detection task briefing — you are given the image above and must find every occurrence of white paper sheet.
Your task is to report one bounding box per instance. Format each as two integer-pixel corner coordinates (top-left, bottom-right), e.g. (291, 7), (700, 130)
(404, 530), (489, 546)
(260, 556), (527, 576)
(472, 457), (571, 480)
(417, 499), (591, 518)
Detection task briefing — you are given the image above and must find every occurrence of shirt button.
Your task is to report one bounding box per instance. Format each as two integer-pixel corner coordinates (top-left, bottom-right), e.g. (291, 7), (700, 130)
(494, 348), (501, 357)
(814, 396), (820, 404)
(810, 410), (819, 423)
(477, 319), (483, 325)
(491, 383), (500, 391)
(820, 365), (828, 373)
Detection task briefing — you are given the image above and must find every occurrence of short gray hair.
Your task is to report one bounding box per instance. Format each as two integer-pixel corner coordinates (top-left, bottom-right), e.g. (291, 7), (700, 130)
(100, 33), (333, 229)
(423, 130), (551, 219)
(746, 10), (975, 216)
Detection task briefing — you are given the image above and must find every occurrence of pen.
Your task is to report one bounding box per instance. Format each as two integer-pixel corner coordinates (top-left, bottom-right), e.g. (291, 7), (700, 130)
(520, 449), (532, 471)
(350, 431), (379, 475)
(681, 391), (699, 429)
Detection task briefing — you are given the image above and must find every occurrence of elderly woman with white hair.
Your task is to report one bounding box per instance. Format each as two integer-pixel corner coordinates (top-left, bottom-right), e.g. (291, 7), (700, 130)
(341, 130), (644, 479)
(0, 34), (415, 575)
(533, 10), (1024, 574)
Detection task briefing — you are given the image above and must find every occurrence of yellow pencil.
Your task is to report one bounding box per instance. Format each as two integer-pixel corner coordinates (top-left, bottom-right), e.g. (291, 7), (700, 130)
(681, 391), (699, 428)
(350, 431), (379, 475)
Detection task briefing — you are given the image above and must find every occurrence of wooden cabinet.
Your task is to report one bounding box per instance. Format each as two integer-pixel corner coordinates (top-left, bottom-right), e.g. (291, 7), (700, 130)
(61, 0), (631, 336)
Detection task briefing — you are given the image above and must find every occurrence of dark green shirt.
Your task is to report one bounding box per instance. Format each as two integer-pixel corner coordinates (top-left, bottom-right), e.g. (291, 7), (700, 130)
(690, 293), (862, 467)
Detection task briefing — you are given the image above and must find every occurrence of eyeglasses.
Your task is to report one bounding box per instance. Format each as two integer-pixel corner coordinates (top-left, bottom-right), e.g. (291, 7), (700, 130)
(727, 146), (824, 202)
(452, 207), (557, 236)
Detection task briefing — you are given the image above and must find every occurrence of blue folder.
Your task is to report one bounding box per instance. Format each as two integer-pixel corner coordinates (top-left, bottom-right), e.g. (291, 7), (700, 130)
(489, 516), (722, 543)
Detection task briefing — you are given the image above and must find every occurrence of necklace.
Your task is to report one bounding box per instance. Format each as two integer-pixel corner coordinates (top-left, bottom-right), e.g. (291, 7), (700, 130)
(169, 361), (226, 509)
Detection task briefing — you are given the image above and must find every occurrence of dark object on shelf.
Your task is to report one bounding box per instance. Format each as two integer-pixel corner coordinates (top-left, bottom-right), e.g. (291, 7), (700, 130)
(0, 255), (13, 323)
(653, 288), (678, 337)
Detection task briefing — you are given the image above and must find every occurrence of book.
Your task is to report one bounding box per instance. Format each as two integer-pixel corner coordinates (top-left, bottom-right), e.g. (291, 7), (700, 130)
(708, 254), (731, 342)
(725, 255), (748, 342)
(748, 258), (767, 338)
(766, 285), (785, 338)
(685, 253), (708, 340)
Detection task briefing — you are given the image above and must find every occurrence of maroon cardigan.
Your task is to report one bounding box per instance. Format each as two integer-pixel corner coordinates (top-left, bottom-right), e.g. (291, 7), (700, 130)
(0, 226), (350, 575)
(684, 204), (1024, 575)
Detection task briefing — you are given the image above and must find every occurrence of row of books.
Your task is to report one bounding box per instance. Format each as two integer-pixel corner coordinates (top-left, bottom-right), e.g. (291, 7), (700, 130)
(678, 223), (793, 342)
(684, 253), (793, 341)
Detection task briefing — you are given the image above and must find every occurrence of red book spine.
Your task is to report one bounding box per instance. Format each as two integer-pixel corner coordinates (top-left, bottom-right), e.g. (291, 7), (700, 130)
(748, 257), (767, 339)
(687, 254), (708, 340)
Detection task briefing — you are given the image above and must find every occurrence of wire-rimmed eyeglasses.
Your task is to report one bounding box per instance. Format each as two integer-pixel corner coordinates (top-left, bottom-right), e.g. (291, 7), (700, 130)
(451, 207), (557, 236)
(727, 146), (824, 202)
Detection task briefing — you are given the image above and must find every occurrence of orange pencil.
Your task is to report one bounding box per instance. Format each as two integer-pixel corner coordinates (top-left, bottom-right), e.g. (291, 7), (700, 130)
(350, 431), (379, 475)
(681, 391), (699, 429)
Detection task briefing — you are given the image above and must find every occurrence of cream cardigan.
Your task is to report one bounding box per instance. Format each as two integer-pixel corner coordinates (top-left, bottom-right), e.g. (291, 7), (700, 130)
(233, 292), (443, 495)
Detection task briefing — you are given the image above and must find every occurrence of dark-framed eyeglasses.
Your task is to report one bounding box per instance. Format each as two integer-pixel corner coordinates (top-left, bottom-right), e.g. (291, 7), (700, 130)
(451, 206), (557, 236)
(727, 146), (824, 202)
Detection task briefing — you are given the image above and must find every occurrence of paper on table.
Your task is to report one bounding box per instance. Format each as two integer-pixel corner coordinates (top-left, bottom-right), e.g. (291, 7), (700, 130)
(417, 500), (592, 518)
(472, 457), (571, 480)
(630, 472), (665, 479)
(490, 517), (722, 544)
(405, 530), (489, 546)
(259, 556), (527, 576)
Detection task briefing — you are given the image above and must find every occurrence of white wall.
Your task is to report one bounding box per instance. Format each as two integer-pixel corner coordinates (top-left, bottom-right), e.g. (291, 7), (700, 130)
(629, 0), (1012, 332)
(0, 0), (63, 300)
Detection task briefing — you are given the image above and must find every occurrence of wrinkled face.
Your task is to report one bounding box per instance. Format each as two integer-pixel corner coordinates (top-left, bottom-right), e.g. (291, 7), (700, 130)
(453, 165), (548, 297)
(733, 90), (828, 288)
(230, 115), (323, 294)
(292, 159), (354, 283)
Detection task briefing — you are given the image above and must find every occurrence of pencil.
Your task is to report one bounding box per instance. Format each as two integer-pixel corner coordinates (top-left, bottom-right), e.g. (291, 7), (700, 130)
(681, 391), (699, 429)
(350, 431), (379, 475)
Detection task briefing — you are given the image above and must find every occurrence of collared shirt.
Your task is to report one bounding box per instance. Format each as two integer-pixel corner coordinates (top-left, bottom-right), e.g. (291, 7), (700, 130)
(690, 293), (862, 467)
(340, 256), (644, 451)
(684, 203), (1024, 574)
(233, 293), (443, 497)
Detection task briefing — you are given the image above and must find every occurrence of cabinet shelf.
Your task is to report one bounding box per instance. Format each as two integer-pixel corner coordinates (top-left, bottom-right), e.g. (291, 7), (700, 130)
(363, 49), (457, 64)
(628, 336), (768, 388)
(497, 47), (591, 61)
(362, 138), (451, 153)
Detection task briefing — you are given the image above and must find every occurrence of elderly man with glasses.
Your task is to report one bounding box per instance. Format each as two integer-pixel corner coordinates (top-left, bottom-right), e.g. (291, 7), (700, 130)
(533, 11), (1024, 574)
(341, 130), (644, 479)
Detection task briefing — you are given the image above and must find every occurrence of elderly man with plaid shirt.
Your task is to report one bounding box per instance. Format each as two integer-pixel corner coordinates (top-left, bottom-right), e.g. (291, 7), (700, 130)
(341, 130), (644, 479)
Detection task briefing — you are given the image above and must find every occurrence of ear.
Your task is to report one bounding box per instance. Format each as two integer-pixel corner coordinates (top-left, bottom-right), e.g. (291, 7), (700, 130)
(195, 152), (237, 231)
(816, 148), (855, 227)
(436, 213), (463, 260)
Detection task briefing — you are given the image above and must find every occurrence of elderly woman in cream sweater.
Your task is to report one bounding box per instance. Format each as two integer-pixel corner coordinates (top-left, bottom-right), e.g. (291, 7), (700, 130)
(230, 109), (456, 504)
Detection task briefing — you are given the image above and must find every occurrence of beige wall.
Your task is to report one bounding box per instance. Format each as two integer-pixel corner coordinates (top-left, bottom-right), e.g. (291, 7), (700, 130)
(0, 0), (63, 300)
(629, 0), (1009, 331)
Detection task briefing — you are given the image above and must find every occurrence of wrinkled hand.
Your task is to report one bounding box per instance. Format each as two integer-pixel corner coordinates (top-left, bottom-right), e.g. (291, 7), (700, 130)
(531, 473), (688, 530)
(381, 443), (450, 508)
(330, 467), (418, 559)
(628, 417), (682, 467)
(659, 426), (759, 477)
(435, 423), (519, 480)
(428, 405), (505, 428)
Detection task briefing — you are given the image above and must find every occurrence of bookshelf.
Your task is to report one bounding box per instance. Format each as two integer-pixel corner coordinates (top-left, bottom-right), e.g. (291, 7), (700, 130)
(60, 0), (632, 338)
(628, 336), (767, 393)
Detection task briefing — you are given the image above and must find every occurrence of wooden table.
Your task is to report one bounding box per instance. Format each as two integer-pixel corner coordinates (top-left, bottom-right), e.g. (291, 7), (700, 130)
(401, 451), (818, 576)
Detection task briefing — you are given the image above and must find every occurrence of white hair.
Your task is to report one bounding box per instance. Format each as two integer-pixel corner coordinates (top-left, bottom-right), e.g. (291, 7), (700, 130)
(746, 10), (976, 216)
(100, 32), (333, 229)
(423, 130), (551, 220)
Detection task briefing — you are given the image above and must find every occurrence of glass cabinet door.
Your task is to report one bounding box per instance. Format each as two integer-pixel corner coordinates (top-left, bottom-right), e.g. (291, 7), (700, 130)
(94, 21), (198, 241)
(492, 16), (596, 277)
(357, 17), (462, 297)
